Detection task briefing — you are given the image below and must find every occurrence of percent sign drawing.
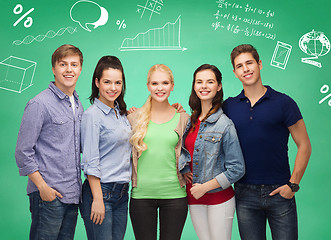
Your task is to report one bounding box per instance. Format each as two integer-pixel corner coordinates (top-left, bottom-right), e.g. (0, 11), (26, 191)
(13, 4), (34, 28)
(319, 84), (331, 106)
(116, 19), (126, 30)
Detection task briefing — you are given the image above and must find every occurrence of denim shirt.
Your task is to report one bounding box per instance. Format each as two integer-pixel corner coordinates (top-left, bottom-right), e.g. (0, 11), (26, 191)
(15, 82), (83, 204)
(81, 99), (132, 184)
(178, 108), (245, 193)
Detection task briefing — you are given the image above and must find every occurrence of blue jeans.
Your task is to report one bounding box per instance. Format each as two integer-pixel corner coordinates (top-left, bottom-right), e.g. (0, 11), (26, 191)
(80, 180), (129, 240)
(235, 183), (298, 240)
(29, 191), (78, 240)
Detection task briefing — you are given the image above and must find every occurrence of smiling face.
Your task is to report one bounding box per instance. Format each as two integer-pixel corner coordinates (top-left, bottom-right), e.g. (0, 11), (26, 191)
(233, 52), (263, 88)
(194, 69), (222, 103)
(147, 70), (174, 103)
(96, 68), (123, 108)
(52, 54), (82, 95)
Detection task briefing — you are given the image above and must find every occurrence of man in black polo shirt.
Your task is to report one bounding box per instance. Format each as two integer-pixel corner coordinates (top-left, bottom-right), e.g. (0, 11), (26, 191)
(223, 44), (312, 240)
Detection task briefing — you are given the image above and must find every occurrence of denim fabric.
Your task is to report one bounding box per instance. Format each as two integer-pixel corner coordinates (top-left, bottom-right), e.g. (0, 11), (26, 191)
(129, 197), (188, 240)
(29, 191), (78, 240)
(178, 108), (245, 192)
(80, 180), (129, 240)
(235, 183), (298, 240)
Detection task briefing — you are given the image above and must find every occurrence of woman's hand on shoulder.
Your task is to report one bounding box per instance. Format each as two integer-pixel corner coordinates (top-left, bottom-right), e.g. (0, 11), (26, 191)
(172, 103), (186, 113)
(127, 107), (138, 115)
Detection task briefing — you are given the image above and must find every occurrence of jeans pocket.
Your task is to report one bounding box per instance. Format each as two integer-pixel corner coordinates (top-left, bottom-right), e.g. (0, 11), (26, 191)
(276, 193), (294, 200)
(41, 197), (59, 204)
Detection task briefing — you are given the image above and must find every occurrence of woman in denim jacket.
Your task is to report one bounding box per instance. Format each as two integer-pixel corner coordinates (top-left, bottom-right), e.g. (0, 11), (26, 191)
(179, 64), (245, 240)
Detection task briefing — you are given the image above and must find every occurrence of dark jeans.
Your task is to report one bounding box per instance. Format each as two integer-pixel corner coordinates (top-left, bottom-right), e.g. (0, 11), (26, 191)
(129, 197), (188, 240)
(80, 180), (129, 240)
(29, 191), (78, 240)
(235, 183), (298, 240)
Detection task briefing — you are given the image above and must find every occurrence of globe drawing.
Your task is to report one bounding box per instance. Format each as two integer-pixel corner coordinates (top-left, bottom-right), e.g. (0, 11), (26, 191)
(299, 30), (330, 58)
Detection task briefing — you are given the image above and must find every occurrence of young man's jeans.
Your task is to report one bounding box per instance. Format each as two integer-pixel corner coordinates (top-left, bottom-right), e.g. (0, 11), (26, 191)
(235, 183), (298, 240)
(80, 180), (129, 240)
(29, 191), (78, 240)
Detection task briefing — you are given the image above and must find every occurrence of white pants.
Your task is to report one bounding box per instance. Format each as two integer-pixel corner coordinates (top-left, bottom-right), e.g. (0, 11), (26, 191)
(189, 197), (235, 240)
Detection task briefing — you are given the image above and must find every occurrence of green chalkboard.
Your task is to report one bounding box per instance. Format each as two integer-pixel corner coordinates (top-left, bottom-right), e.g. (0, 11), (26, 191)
(1, 0), (330, 239)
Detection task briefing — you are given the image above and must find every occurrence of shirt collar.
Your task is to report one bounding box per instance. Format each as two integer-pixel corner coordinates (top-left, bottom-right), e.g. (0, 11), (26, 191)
(48, 81), (79, 100)
(94, 98), (119, 115)
(205, 107), (224, 123)
(237, 85), (272, 102)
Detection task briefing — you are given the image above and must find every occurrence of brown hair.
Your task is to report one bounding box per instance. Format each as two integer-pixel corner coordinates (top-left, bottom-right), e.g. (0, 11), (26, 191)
(89, 56), (127, 115)
(189, 64), (223, 130)
(230, 44), (259, 68)
(51, 44), (83, 67)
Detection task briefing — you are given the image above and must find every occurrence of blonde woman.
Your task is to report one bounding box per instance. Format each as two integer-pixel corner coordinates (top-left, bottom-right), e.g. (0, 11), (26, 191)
(128, 64), (189, 240)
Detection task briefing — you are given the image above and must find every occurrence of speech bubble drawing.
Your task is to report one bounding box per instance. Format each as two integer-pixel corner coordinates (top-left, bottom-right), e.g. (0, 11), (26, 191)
(70, 0), (108, 32)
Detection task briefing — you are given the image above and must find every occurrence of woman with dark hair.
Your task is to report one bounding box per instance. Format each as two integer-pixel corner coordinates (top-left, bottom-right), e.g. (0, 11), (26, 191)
(80, 56), (131, 240)
(179, 64), (245, 240)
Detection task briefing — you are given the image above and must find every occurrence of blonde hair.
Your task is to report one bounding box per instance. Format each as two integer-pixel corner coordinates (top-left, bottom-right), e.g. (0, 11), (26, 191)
(130, 64), (174, 154)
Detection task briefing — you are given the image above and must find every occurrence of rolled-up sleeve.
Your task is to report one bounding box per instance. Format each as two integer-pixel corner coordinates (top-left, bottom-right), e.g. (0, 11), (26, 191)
(81, 111), (101, 178)
(15, 101), (44, 176)
(215, 123), (245, 188)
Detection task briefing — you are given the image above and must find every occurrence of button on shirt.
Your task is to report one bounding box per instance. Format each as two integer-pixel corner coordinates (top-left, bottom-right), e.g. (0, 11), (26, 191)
(15, 82), (83, 204)
(223, 86), (302, 185)
(81, 99), (132, 184)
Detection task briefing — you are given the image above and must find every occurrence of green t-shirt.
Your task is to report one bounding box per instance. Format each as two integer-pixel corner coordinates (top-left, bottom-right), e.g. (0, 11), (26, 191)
(132, 112), (186, 199)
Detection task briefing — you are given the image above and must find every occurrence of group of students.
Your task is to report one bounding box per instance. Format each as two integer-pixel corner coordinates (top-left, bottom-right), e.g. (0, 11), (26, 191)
(15, 43), (311, 240)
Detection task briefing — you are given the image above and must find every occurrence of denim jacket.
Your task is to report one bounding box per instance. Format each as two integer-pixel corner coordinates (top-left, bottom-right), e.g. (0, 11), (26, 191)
(178, 108), (245, 193)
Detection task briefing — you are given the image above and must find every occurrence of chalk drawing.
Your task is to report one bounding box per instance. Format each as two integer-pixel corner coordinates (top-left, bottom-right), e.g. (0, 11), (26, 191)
(70, 0), (108, 32)
(299, 29), (330, 68)
(319, 84), (331, 106)
(0, 56), (37, 93)
(13, 4), (34, 28)
(137, 0), (163, 21)
(120, 15), (187, 51)
(116, 19), (126, 30)
(270, 41), (292, 70)
(12, 27), (77, 45)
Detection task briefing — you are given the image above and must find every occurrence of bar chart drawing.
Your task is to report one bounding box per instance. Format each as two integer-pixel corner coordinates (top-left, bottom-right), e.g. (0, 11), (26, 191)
(120, 16), (187, 51)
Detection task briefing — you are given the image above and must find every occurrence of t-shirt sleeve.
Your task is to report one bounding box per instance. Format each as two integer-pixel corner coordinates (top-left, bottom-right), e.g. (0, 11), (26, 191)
(283, 95), (303, 127)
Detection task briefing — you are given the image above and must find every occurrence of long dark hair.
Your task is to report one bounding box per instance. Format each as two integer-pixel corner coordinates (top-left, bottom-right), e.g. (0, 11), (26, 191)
(89, 56), (127, 115)
(189, 64), (223, 130)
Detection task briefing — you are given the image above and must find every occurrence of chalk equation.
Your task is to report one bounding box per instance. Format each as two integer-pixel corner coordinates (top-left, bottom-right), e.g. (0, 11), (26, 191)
(120, 15), (186, 51)
(212, 1), (277, 41)
(12, 27), (77, 45)
(137, 0), (163, 21)
(211, 22), (276, 40)
(213, 11), (274, 29)
(299, 29), (330, 68)
(216, 1), (275, 18)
